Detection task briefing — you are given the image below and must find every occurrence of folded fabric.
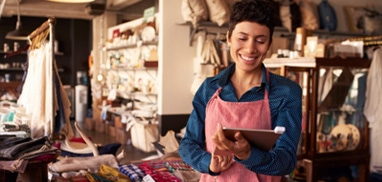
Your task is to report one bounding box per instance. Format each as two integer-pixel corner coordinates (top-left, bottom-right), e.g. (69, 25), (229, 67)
(0, 136), (47, 160)
(138, 162), (181, 182)
(85, 172), (113, 182)
(50, 154), (118, 173)
(0, 136), (31, 149)
(69, 137), (93, 144)
(99, 164), (131, 182)
(119, 164), (146, 182)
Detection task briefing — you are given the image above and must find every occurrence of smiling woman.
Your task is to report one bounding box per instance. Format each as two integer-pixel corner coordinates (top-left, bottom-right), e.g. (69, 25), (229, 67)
(179, 0), (302, 181)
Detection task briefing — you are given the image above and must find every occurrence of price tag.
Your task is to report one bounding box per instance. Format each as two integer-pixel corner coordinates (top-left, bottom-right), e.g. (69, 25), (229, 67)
(143, 6), (155, 22)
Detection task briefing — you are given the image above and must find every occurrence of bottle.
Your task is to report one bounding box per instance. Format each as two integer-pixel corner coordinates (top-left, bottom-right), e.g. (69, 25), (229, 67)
(294, 27), (306, 57)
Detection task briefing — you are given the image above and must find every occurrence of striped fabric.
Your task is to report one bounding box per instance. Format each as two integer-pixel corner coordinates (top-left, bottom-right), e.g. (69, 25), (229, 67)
(119, 164), (146, 182)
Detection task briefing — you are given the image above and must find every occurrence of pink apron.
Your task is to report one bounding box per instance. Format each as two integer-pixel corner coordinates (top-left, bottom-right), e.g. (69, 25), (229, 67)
(200, 71), (282, 182)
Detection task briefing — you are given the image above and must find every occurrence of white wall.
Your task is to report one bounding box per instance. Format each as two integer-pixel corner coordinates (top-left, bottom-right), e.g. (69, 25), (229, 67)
(158, 0), (196, 115)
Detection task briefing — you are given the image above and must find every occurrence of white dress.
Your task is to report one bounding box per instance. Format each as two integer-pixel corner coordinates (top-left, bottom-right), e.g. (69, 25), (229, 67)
(364, 48), (382, 174)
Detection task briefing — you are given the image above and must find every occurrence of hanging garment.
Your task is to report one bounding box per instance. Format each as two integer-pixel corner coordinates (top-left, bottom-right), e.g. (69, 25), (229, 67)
(364, 48), (382, 174)
(17, 41), (72, 139)
(199, 70), (281, 182)
(17, 43), (50, 138)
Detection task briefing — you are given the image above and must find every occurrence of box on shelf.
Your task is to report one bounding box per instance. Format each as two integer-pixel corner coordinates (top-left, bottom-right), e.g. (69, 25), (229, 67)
(114, 116), (126, 129)
(104, 121), (112, 135)
(85, 117), (95, 131)
(143, 61), (158, 68)
(116, 128), (130, 145)
(95, 120), (105, 133)
(109, 125), (116, 137)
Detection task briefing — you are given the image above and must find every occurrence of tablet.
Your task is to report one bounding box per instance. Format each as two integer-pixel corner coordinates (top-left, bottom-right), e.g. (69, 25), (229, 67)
(222, 126), (285, 151)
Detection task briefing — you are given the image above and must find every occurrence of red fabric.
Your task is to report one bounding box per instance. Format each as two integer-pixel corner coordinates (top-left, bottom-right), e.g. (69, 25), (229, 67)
(30, 153), (57, 163)
(138, 162), (181, 182)
(69, 137), (93, 144)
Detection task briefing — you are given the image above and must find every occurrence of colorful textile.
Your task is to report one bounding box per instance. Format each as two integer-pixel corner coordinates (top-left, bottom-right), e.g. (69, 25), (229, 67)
(138, 162), (181, 182)
(99, 164), (130, 182)
(119, 164), (146, 182)
(85, 172), (113, 182)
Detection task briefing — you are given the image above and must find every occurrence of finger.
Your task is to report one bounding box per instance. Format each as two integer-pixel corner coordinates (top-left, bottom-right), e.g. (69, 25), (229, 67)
(215, 123), (227, 141)
(234, 131), (246, 142)
(212, 123), (229, 150)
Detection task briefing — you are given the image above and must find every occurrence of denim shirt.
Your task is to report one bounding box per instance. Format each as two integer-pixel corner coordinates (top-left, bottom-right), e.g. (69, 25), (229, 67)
(178, 63), (302, 176)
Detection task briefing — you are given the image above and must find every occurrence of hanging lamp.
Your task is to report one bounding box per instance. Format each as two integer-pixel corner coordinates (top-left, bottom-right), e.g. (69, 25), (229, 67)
(5, 0), (28, 40)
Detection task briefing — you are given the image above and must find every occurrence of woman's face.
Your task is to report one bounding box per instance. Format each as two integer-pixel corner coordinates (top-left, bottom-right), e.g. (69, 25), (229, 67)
(227, 21), (271, 73)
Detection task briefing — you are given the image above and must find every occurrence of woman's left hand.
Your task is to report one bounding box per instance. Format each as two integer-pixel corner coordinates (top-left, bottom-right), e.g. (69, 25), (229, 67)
(211, 123), (251, 160)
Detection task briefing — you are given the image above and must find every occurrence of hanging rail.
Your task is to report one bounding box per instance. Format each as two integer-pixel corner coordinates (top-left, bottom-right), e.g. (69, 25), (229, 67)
(28, 17), (56, 40)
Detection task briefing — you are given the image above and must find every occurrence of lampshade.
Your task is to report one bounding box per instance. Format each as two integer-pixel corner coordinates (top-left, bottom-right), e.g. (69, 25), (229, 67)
(5, 0), (28, 40)
(5, 22), (28, 40)
(46, 0), (94, 3)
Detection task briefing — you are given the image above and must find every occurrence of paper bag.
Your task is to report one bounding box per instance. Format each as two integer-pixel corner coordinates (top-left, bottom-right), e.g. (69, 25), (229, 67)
(130, 120), (159, 153)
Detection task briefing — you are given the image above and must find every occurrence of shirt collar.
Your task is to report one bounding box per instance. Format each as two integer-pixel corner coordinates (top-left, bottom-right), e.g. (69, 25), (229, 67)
(217, 63), (269, 90)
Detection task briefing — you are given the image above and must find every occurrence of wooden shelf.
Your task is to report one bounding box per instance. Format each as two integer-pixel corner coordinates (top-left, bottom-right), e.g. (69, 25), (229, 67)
(105, 41), (158, 51)
(179, 21), (367, 46)
(281, 57), (371, 181)
(0, 68), (64, 72)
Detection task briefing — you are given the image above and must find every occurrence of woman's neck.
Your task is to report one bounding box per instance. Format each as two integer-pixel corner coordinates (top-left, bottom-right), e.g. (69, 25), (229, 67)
(230, 68), (262, 99)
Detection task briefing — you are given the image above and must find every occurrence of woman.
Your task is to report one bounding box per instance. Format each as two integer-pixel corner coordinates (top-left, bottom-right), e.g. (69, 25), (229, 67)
(178, 0), (302, 181)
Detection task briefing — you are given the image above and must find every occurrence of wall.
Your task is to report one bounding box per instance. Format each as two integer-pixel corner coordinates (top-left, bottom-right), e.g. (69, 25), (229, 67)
(159, 0), (195, 115)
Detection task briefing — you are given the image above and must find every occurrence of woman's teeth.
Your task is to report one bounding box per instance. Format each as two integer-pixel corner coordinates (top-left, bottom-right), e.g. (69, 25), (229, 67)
(241, 55), (255, 61)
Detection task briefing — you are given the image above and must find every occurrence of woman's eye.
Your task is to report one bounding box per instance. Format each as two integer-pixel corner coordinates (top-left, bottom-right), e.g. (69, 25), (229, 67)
(256, 39), (266, 44)
(238, 37), (247, 41)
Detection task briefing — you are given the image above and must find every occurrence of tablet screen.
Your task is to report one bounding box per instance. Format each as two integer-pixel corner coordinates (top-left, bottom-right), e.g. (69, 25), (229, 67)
(222, 127), (284, 151)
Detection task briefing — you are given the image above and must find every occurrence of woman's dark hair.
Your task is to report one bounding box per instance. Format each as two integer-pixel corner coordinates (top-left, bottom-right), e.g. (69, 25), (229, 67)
(227, 0), (279, 42)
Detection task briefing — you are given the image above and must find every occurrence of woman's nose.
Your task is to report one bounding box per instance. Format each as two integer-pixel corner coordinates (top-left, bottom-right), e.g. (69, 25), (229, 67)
(245, 41), (257, 53)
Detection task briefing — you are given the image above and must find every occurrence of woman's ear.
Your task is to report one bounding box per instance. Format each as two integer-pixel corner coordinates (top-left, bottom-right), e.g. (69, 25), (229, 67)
(226, 31), (231, 46)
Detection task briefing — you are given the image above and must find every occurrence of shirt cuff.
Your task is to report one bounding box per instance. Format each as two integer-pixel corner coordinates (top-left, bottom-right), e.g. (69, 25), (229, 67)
(208, 168), (221, 176)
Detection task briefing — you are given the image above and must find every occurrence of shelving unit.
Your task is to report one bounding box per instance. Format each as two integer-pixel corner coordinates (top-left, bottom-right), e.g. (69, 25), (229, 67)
(178, 21), (367, 46)
(105, 41), (157, 51)
(94, 15), (160, 120)
(0, 49), (65, 83)
(302, 58), (370, 182)
(265, 57), (371, 181)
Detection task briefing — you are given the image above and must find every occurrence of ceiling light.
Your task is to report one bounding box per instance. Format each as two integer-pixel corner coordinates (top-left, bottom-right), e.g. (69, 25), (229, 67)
(5, 0), (28, 40)
(46, 0), (95, 3)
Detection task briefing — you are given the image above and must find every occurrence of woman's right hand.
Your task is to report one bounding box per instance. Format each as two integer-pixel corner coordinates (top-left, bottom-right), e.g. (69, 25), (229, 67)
(209, 148), (234, 173)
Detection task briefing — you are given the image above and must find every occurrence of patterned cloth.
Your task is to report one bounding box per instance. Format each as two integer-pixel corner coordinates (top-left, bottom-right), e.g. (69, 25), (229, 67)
(119, 164), (146, 182)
